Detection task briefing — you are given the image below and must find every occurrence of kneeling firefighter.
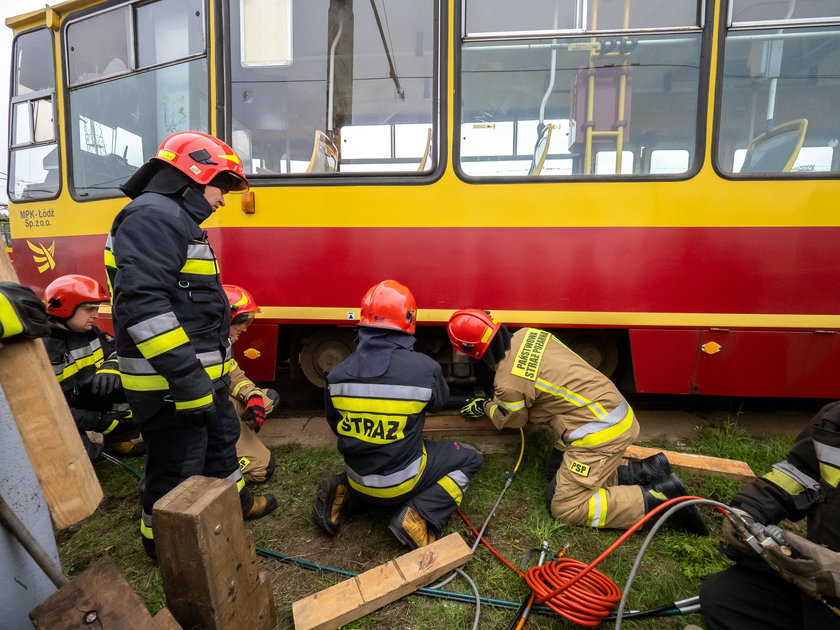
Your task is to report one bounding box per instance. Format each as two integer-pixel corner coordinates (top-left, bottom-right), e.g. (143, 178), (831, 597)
(447, 309), (706, 534)
(313, 280), (484, 548)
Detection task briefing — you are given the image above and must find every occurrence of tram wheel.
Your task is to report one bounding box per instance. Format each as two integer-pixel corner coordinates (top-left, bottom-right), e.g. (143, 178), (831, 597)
(561, 330), (620, 378)
(298, 327), (357, 388)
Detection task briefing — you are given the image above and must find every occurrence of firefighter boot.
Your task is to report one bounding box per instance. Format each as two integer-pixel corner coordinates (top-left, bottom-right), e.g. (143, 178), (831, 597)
(245, 493), (277, 520)
(312, 473), (349, 535)
(618, 452), (672, 486)
(543, 447), (565, 480)
(388, 506), (437, 549)
(643, 473), (708, 536)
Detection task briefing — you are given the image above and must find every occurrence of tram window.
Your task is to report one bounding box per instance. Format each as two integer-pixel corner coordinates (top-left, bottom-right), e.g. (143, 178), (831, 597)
(459, 33), (702, 179)
(464, 0), (578, 37)
(228, 0), (437, 176)
(67, 7), (131, 85)
(9, 28), (59, 201)
(717, 25), (840, 177)
(731, 0), (840, 25)
(650, 150), (691, 174)
(137, 0), (204, 68)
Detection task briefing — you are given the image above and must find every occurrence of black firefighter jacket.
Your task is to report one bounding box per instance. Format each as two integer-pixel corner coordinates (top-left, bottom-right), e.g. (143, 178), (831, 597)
(104, 186), (232, 422)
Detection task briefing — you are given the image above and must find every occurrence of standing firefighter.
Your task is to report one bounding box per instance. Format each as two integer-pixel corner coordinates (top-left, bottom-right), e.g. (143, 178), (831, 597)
(105, 131), (276, 560)
(42, 274), (142, 460)
(699, 400), (840, 629)
(447, 309), (706, 534)
(313, 280), (483, 548)
(224, 284), (280, 483)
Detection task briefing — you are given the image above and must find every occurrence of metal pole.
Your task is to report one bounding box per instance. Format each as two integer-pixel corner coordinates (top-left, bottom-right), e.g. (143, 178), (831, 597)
(0, 495), (67, 588)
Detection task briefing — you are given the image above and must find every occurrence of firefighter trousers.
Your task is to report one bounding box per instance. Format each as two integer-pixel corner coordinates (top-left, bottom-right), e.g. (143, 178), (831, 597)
(352, 440), (483, 533)
(139, 380), (252, 548)
(548, 415), (645, 529)
(235, 418), (274, 483)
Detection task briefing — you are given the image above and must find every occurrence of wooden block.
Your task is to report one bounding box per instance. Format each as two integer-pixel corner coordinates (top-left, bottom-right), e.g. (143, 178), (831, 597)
(292, 533), (472, 630)
(154, 476), (276, 630)
(152, 609), (183, 630)
(29, 557), (164, 629)
(624, 445), (756, 482)
(0, 251), (102, 529)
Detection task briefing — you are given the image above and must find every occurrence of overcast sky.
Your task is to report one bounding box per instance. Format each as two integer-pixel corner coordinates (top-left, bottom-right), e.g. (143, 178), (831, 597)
(1, 1), (53, 204)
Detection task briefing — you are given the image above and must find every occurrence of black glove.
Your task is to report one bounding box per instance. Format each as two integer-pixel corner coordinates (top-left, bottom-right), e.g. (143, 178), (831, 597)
(763, 531), (840, 598)
(460, 397), (488, 419)
(242, 394), (266, 432)
(98, 408), (132, 435)
(92, 358), (122, 396)
(0, 282), (50, 341)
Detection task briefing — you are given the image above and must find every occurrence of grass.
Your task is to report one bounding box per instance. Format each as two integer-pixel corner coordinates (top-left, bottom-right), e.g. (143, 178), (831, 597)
(57, 422), (796, 629)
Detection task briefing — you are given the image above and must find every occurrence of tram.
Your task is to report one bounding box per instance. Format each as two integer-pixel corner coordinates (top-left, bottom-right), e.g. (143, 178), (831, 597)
(6, 0), (840, 398)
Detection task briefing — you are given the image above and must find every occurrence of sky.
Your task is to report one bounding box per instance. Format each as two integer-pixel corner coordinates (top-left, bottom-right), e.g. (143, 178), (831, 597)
(0, 0), (53, 205)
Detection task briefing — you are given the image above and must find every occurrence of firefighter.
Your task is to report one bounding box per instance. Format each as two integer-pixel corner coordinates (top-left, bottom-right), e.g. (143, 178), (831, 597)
(313, 280), (483, 548)
(699, 400), (840, 629)
(447, 309), (706, 534)
(0, 281), (50, 345)
(42, 274), (143, 460)
(105, 131), (275, 560)
(224, 284), (280, 483)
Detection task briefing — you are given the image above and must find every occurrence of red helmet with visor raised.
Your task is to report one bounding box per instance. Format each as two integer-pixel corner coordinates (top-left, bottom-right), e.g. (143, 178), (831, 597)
(153, 131), (249, 193)
(223, 284), (260, 325)
(44, 274), (109, 319)
(447, 309), (501, 359)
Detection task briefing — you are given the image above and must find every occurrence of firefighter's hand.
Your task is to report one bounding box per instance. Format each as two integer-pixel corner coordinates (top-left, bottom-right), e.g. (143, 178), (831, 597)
(92, 360), (122, 396)
(763, 531), (840, 598)
(99, 408), (132, 434)
(242, 394), (266, 432)
(0, 282), (50, 341)
(721, 507), (761, 558)
(460, 397), (488, 419)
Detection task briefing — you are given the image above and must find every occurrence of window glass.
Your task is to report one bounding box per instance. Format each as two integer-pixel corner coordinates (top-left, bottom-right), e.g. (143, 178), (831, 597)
(241, 0), (292, 66)
(137, 0), (204, 67)
(13, 102), (33, 146)
(229, 0), (437, 176)
(14, 28), (54, 95)
(459, 33), (702, 178)
(10, 146), (59, 200)
(67, 7), (131, 85)
(731, 0), (840, 24)
(591, 0), (700, 30)
(465, 0), (578, 36)
(717, 27), (840, 176)
(69, 60), (209, 197)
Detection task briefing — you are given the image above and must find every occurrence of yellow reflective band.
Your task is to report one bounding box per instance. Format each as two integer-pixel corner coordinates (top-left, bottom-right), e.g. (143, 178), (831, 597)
(480, 326), (494, 344)
(205, 359), (234, 380)
(218, 153), (241, 164)
(570, 407), (635, 448)
(348, 453), (427, 499)
(56, 348), (105, 383)
(140, 518), (153, 540)
(236, 475), (245, 492)
(511, 329), (549, 381)
(120, 373), (169, 391)
(175, 394), (213, 411)
(232, 292), (248, 307)
(331, 396), (427, 416)
(819, 462), (840, 488)
(497, 398), (525, 411)
(136, 327), (190, 359)
(0, 293), (24, 339)
(231, 379), (253, 398)
(437, 476), (464, 506)
(763, 468), (805, 496)
(104, 249), (116, 269)
(238, 456), (251, 471)
(180, 259), (220, 275)
(97, 368), (121, 377)
(101, 418), (120, 435)
(337, 412), (407, 444)
(649, 490), (668, 501)
(587, 488), (608, 527)
(157, 149), (176, 161)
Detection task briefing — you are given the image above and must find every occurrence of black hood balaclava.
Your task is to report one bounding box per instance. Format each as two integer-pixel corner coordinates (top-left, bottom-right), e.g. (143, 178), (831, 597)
(120, 161), (214, 224)
(345, 326), (415, 379)
(482, 324), (512, 371)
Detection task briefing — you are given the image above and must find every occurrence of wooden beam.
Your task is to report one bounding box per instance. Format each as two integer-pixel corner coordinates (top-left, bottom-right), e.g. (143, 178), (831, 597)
(292, 533), (473, 630)
(153, 476), (276, 630)
(29, 557), (179, 629)
(0, 251), (101, 528)
(624, 445), (756, 482)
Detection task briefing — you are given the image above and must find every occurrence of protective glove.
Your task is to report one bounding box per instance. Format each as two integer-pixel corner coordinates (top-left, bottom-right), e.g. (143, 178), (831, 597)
(98, 408), (132, 435)
(92, 358), (122, 396)
(0, 282), (50, 340)
(721, 507), (761, 558)
(242, 394), (266, 432)
(763, 531), (840, 598)
(460, 397), (488, 420)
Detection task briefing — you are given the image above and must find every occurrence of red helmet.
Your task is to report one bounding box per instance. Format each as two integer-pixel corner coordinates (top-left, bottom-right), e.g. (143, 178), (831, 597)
(223, 284), (260, 325)
(152, 131), (249, 192)
(44, 274), (109, 318)
(447, 309), (501, 359)
(360, 280), (417, 334)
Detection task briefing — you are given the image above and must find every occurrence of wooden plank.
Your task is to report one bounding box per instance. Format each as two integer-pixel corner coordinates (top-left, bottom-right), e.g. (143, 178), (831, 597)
(292, 533), (472, 630)
(0, 251), (101, 528)
(154, 476), (276, 630)
(152, 608), (183, 630)
(29, 557), (167, 629)
(624, 445), (756, 482)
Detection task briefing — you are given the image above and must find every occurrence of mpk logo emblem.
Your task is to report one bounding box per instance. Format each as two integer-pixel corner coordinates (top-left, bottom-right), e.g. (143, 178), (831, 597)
(27, 240), (56, 273)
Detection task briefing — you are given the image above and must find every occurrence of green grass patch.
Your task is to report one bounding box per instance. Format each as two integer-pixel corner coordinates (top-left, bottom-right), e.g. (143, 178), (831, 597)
(56, 424), (796, 629)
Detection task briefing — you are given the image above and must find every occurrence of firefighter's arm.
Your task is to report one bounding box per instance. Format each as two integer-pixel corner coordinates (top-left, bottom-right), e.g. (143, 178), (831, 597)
(323, 384), (341, 436)
(426, 362), (450, 414)
(484, 385), (529, 430)
(0, 282), (50, 343)
(112, 211), (213, 412)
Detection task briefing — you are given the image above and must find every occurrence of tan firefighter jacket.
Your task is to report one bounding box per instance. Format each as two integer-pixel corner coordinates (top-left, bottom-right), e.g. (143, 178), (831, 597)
(228, 360), (275, 413)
